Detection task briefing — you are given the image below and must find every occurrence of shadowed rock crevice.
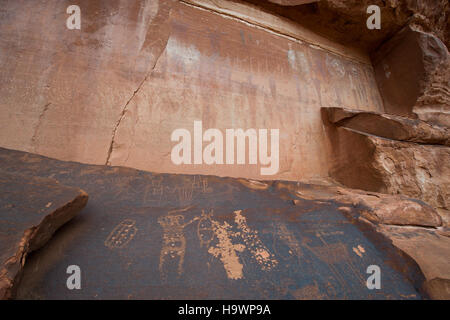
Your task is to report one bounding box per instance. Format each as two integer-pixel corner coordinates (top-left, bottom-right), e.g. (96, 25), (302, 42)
(323, 107), (450, 212)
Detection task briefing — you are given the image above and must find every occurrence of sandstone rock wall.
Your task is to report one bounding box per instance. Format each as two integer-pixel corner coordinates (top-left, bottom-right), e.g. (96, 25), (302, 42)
(372, 26), (449, 120)
(0, 0), (383, 181)
(243, 0), (450, 53)
(327, 124), (450, 212)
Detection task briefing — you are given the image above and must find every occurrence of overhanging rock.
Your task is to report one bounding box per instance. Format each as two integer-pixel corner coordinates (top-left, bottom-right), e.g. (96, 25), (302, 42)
(323, 107), (450, 146)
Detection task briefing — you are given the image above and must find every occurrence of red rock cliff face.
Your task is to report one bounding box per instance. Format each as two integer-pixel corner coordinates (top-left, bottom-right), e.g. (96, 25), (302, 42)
(0, 0), (449, 300)
(0, 0), (384, 181)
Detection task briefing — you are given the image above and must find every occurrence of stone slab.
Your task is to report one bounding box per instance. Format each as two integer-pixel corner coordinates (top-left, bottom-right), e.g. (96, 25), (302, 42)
(0, 171), (88, 299)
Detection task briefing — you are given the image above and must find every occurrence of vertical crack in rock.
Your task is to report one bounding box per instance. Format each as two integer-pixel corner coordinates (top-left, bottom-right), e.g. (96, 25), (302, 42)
(105, 4), (172, 166)
(30, 103), (51, 152)
(105, 45), (167, 166)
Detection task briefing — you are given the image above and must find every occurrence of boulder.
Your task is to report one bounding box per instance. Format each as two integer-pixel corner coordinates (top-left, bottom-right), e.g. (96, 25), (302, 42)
(0, 171), (88, 299)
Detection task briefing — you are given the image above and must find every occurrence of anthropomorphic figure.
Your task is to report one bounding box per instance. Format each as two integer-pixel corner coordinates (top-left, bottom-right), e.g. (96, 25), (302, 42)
(158, 211), (198, 281)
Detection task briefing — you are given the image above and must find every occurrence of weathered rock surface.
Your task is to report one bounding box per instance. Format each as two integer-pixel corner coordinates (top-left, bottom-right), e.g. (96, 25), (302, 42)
(327, 127), (450, 211)
(0, 171), (88, 299)
(378, 225), (450, 300)
(0, 0), (383, 181)
(267, 0), (318, 5)
(414, 57), (450, 127)
(276, 180), (450, 299)
(245, 0), (450, 52)
(278, 181), (442, 228)
(323, 107), (450, 146)
(0, 0), (448, 301)
(0, 147), (432, 300)
(372, 26), (449, 118)
(423, 278), (450, 300)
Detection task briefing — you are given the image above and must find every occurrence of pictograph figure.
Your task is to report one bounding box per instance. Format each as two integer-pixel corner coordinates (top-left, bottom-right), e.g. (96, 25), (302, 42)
(197, 209), (214, 248)
(104, 219), (138, 249)
(273, 222), (303, 264)
(158, 207), (198, 282)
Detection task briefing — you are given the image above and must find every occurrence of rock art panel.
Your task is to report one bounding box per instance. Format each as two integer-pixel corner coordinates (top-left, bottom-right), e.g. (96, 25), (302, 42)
(0, 147), (428, 299)
(108, 1), (383, 181)
(0, 0), (383, 181)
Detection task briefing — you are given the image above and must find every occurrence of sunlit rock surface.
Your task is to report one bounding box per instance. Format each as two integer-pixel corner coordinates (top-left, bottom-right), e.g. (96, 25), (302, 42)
(0, 0), (383, 181)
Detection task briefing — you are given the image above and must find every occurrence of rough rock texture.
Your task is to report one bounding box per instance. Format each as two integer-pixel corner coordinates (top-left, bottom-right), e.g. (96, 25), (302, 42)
(323, 107), (450, 146)
(244, 0), (450, 52)
(0, 0), (449, 300)
(0, 0), (172, 166)
(0, 0), (384, 181)
(335, 193), (442, 228)
(268, 0), (318, 5)
(327, 127), (450, 211)
(414, 57), (450, 127)
(279, 181), (442, 228)
(0, 171), (88, 299)
(277, 180), (450, 299)
(372, 26), (449, 119)
(378, 226), (450, 300)
(0, 147), (432, 300)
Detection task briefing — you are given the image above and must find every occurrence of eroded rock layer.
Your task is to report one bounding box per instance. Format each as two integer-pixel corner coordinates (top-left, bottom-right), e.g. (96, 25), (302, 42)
(324, 107), (450, 146)
(328, 126), (450, 212)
